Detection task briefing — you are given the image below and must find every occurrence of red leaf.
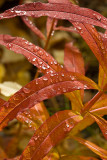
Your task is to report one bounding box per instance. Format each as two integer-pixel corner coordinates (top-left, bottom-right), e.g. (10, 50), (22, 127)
(90, 94), (107, 115)
(43, 149), (59, 160)
(89, 113), (107, 140)
(72, 136), (107, 159)
(72, 23), (107, 75)
(48, 0), (70, 3)
(22, 16), (46, 40)
(17, 102), (49, 130)
(98, 65), (107, 89)
(60, 155), (98, 160)
(7, 156), (20, 160)
(0, 2), (107, 29)
(64, 42), (85, 74)
(71, 96), (107, 136)
(0, 34), (63, 74)
(64, 42), (85, 112)
(55, 26), (78, 33)
(0, 71), (98, 130)
(20, 110), (82, 160)
(0, 98), (6, 106)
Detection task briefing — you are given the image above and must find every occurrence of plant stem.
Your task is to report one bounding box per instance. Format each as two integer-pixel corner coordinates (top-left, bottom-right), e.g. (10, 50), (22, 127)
(81, 90), (103, 116)
(44, 19), (55, 51)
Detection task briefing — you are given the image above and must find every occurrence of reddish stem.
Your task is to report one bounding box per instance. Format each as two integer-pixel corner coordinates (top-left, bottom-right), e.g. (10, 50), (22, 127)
(81, 90), (103, 115)
(44, 19), (55, 51)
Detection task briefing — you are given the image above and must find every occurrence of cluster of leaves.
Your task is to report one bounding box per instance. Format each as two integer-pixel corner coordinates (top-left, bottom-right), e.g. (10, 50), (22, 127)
(0, 0), (107, 159)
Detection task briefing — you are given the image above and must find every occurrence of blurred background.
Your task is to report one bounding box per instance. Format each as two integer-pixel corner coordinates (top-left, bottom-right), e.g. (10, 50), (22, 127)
(0, 0), (107, 159)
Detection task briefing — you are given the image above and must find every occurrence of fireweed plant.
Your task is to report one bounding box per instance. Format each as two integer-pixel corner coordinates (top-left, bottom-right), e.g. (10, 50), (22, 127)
(0, 0), (107, 159)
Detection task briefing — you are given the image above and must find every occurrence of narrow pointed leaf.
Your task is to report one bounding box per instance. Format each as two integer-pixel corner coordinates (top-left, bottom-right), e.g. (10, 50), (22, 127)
(0, 98), (6, 106)
(89, 113), (107, 140)
(7, 156), (20, 160)
(17, 102), (49, 130)
(43, 150), (59, 160)
(72, 23), (107, 75)
(55, 26), (78, 33)
(0, 71), (98, 130)
(22, 16), (46, 40)
(98, 65), (107, 89)
(20, 110), (82, 160)
(5, 136), (18, 158)
(48, 0), (71, 3)
(0, 34), (63, 74)
(90, 94), (107, 113)
(0, 146), (8, 159)
(71, 95), (107, 136)
(61, 155), (98, 160)
(72, 136), (107, 159)
(64, 42), (85, 74)
(64, 42), (85, 112)
(98, 32), (107, 88)
(0, 2), (107, 29)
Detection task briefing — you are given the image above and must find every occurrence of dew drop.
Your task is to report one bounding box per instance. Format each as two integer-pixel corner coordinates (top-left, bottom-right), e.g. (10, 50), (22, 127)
(71, 76), (75, 80)
(43, 77), (48, 81)
(51, 30), (55, 36)
(35, 80), (38, 85)
(33, 46), (39, 52)
(66, 124), (69, 128)
(34, 137), (38, 141)
(39, 61), (43, 65)
(47, 66), (50, 69)
(23, 11), (26, 15)
(42, 66), (47, 70)
(93, 13), (101, 21)
(15, 10), (21, 14)
(25, 41), (29, 44)
(13, 95), (19, 101)
(23, 87), (30, 93)
(61, 73), (64, 77)
(50, 73), (54, 77)
(32, 58), (36, 62)
(7, 43), (12, 50)
(61, 65), (64, 68)
(5, 102), (9, 108)
(84, 85), (87, 89)
(63, 88), (66, 93)
(11, 10), (14, 13)
(54, 61), (57, 65)
(28, 121), (32, 127)
(38, 50), (43, 56)
(46, 53), (49, 57)
(25, 119), (29, 123)
(77, 26), (81, 30)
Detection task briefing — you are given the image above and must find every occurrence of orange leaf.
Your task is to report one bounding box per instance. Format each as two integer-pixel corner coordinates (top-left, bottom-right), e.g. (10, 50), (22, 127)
(72, 23), (107, 75)
(60, 155), (98, 160)
(0, 34), (63, 75)
(64, 42), (85, 74)
(72, 136), (107, 159)
(89, 113), (107, 140)
(17, 102), (49, 130)
(64, 42), (85, 112)
(0, 2), (107, 29)
(20, 110), (82, 160)
(0, 71), (98, 130)
(98, 65), (107, 89)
